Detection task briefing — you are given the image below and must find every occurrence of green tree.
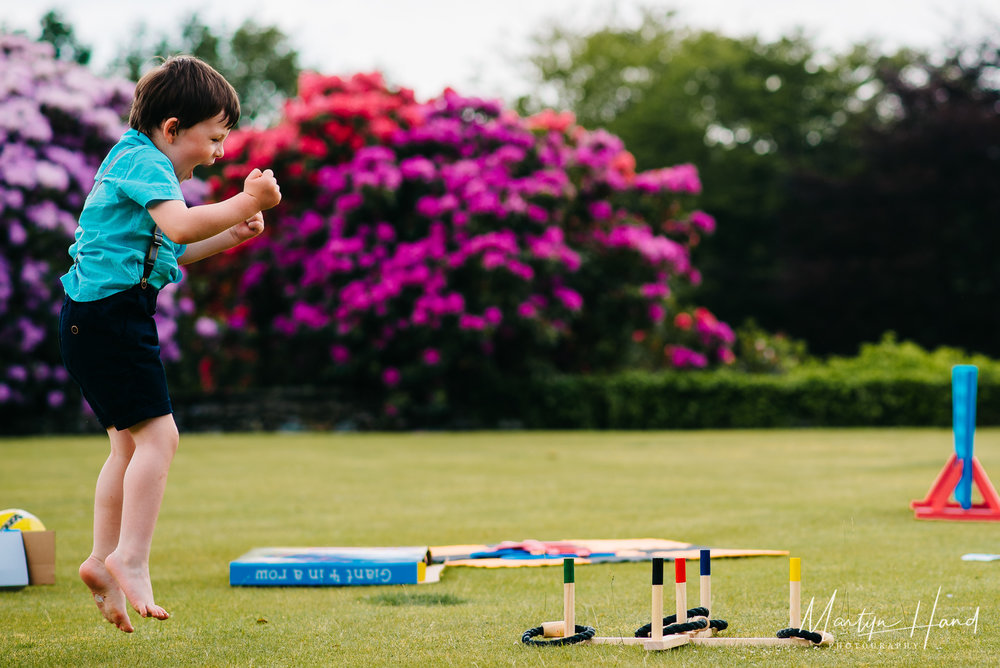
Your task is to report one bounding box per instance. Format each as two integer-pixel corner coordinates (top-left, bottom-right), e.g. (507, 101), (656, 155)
(519, 10), (898, 337)
(114, 14), (300, 126)
(777, 40), (1000, 355)
(38, 9), (91, 64)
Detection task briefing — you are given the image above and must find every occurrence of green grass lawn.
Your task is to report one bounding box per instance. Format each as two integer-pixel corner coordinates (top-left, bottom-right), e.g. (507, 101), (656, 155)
(2, 429), (998, 666)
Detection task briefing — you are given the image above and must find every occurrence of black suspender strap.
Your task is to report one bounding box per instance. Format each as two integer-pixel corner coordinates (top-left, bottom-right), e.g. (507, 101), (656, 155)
(141, 227), (163, 289)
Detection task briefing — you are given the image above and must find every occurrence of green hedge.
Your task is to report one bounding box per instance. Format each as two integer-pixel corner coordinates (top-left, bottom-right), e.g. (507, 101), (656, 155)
(506, 338), (1000, 429)
(507, 369), (998, 429)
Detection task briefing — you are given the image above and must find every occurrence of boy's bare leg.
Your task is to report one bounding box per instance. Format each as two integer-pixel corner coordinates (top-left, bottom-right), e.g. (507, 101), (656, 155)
(79, 427), (136, 633)
(104, 414), (178, 620)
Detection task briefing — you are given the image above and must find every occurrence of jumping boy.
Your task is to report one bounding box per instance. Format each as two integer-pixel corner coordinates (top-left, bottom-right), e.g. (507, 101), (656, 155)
(59, 56), (280, 633)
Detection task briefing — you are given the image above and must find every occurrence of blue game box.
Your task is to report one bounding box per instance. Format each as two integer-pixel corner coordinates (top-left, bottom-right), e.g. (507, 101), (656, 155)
(229, 546), (441, 586)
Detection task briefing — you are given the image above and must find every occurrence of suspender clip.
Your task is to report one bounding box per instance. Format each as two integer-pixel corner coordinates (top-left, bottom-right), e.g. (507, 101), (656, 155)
(141, 228), (163, 290)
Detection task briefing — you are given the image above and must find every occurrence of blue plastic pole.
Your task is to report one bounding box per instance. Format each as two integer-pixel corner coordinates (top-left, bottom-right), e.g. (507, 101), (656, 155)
(952, 365), (978, 509)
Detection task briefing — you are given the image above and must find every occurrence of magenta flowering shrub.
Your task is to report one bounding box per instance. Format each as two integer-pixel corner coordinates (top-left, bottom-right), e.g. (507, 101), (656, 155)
(200, 74), (734, 421)
(0, 34), (197, 424)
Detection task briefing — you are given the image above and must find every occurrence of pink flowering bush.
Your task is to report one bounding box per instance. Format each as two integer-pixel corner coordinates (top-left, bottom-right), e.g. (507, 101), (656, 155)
(0, 34), (197, 428)
(196, 72), (733, 423)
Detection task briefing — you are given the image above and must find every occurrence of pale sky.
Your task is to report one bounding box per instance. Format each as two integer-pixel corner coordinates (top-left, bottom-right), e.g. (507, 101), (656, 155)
(2, 0), (996, 102)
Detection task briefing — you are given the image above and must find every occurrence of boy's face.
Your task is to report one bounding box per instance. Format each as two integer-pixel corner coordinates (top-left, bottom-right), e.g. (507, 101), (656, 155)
(161, 112), (231, 182)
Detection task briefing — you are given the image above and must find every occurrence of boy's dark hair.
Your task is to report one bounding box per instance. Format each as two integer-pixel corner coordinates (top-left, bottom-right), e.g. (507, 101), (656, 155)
(129, 56), (240, 135)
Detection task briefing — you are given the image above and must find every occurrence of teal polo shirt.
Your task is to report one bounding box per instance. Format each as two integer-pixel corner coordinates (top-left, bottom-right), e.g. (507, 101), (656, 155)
(62, 129), (188, 301)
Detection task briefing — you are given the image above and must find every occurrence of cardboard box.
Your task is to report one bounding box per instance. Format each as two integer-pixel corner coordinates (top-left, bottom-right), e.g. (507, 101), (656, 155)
(22, 531), (55, 585)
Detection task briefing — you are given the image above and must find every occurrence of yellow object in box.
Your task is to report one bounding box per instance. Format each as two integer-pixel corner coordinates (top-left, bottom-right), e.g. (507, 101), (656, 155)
(1, 508), (46, 532)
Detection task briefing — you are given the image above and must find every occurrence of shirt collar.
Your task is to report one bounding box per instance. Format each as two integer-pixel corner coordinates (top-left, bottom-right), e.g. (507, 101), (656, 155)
(123, 128), (157, 148)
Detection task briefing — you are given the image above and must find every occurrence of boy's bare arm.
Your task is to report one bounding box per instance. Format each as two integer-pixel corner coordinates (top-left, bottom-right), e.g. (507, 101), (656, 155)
(178, 212), (265, 265)
(148, 169), (280, 245)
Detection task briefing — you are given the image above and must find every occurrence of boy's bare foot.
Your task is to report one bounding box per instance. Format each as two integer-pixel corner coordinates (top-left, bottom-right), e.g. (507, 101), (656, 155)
(104, 551), (170, 620)
(79, 556), (134, 633)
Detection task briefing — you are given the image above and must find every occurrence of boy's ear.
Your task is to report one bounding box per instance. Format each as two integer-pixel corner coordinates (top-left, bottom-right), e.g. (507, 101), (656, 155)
(160, 117), (181, 141)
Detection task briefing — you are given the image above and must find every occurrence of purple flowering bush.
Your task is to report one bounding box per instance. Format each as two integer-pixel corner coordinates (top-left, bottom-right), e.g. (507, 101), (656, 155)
(0, 34), (197, 428)
(197, 74), (734, 423)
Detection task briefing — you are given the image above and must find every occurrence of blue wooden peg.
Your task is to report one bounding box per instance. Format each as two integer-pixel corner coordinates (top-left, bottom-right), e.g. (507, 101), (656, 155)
(952, 365), (978, 510)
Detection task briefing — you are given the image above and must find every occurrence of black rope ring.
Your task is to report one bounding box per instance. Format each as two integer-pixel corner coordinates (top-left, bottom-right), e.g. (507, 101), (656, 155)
(777, 627), (824, 644)
(634, 607), (710, 637)
(662, 618), (709, 635)
(521, 624), (597, 646)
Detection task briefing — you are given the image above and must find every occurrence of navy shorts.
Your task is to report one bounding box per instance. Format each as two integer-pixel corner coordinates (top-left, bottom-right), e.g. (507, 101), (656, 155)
(59, 285), (172, 430)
